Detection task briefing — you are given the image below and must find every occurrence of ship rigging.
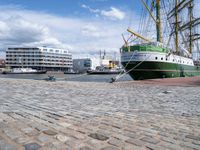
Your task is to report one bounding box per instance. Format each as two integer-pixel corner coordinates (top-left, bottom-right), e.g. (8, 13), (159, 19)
(120, 0), (200, 80)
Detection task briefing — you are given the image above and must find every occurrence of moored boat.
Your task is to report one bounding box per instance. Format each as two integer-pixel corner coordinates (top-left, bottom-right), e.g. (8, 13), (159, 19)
(87, 68), (123, 75)
(2, 68), (47, 74)
(121, 0), (200, 80)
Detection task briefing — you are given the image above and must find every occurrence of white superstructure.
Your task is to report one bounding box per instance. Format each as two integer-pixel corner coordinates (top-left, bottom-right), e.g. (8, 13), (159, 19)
(6, 47), (72, 71)
(121, 51), (194, 66)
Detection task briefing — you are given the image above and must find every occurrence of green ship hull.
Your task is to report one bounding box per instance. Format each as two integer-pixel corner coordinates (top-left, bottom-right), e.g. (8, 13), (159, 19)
(121, 44), (200, 80)
(122, 61), (200, 80)
(120, 0), (200, 81)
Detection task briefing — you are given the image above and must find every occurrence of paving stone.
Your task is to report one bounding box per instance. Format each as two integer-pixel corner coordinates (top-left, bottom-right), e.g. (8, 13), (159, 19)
(140, 136), (160, 144)
(88, 133), (109, 141)
(192, 140), (200, 146)
(71, 132), (86, 140)
(108, 138), (123, 147)
(180, 142), (200, 150)
(160, 136), (177, 144)
(125, 138), (144, 147)
(0, 140), (16, 150)
(55, 134), (69, 143)
(34, 126), (49, 132)
(41, 142), (69, 150)
(123, 143), (146, 150)
(21, 127), (34, 134)
(79, 146), (93, 150)
(65, 137), (80, 148)
(146, 144), (172, 150)
(124, 132), (138, 139)
(1, 78), (200, 150)
(159, 142), (183, 150)
(43, 129), (57, 136)
(185, 135), (200, 141)
(24, 142), (41, 150)
(4, 129), (22, 140)
(86, 139), (106, 148)
(15, 137), (30, 144)
(59, 122), (72, 128)
(37, 135), (49, 143)
(100, 146), (120, 150)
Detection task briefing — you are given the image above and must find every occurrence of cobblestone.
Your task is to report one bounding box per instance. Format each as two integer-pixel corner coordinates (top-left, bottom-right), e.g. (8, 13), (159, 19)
(0, 78), (200, 149)
(140, 136), (160, 144)
(0, 140), (16, 150)
(24, 142), (41, 150)
(89, 133), (109, 141)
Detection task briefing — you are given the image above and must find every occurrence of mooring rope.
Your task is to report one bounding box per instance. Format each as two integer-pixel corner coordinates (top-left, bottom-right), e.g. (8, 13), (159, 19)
(110, 53), (153, 83)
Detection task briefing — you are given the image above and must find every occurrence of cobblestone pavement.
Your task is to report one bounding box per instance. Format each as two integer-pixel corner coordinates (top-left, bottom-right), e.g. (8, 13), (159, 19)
(0, 78), (200, 150)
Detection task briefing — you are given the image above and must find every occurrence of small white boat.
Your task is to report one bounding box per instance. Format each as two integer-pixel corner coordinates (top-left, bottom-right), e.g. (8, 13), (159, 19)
(2, 68), (47, 74)
(87, 67), (124, 75)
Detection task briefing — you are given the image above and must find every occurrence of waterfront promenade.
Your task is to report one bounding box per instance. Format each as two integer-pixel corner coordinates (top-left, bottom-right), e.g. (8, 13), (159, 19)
(0, 78), (200, 150)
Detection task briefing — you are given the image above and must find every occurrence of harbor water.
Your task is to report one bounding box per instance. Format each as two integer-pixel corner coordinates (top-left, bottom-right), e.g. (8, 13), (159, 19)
(0, 73), (132, 82)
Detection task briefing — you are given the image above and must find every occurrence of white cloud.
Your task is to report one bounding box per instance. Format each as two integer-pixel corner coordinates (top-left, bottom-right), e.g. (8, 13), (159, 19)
(101, 7), (125, 20)
(81, 4), (125, 20)
(81, 4), (100, 13)
(0, 5), (133, 59)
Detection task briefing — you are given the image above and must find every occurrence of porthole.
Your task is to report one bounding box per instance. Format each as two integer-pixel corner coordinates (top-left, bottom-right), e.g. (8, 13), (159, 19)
(161, 58), (163, 60)
(155, 57), (158, 60)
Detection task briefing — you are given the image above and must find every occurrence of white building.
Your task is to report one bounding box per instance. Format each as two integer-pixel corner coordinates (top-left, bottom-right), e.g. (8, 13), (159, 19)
(73, 58), (100, 73)
(6, 47), (72, 71)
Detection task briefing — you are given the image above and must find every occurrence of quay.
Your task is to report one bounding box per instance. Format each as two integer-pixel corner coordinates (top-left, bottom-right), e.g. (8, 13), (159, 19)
(0, 78), (200, 150)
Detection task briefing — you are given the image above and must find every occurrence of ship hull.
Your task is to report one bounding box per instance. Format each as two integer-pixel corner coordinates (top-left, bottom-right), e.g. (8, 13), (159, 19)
(122, 61), (200, 80)
(121, 48), (200, 80)
(87, 70), (122, 75)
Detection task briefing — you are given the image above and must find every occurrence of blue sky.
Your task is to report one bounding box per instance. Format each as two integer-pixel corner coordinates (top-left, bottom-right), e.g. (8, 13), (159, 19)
(0, 0), (143, 58)
(0, 0), (141, 17)
(1, 0), (198, 59)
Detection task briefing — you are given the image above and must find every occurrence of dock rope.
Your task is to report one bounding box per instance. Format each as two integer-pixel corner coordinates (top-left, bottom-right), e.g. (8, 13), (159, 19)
(110, 53), (153, 83)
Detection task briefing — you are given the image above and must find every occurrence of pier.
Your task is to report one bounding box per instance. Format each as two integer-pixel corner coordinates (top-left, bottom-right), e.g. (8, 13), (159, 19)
(0, 78), (200, 150)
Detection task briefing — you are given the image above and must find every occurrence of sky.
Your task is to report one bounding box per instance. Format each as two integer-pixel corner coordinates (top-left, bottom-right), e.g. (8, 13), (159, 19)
(0, 0), (142, 59)
(0, 0), (199, 59)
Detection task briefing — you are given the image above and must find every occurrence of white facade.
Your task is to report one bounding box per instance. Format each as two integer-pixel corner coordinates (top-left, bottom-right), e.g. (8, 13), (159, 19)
(90, 58), (100, 70)
(6, 47), (72, 71)
(73, 58), (100, 73)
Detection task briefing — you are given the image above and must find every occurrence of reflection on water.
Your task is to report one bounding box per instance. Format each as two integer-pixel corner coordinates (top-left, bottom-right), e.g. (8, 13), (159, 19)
(0, 73), (132, 83)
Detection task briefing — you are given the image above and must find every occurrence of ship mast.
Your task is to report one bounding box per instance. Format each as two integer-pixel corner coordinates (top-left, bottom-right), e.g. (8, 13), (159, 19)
(168, 0), (199, 55)
(175, 0), (179, 53)
(156, 0), (163, 43)
(189, 2), (193, 53)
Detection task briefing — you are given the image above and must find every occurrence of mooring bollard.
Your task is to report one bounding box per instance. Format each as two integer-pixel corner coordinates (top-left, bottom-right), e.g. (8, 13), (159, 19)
(110, 77), (116, 83)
